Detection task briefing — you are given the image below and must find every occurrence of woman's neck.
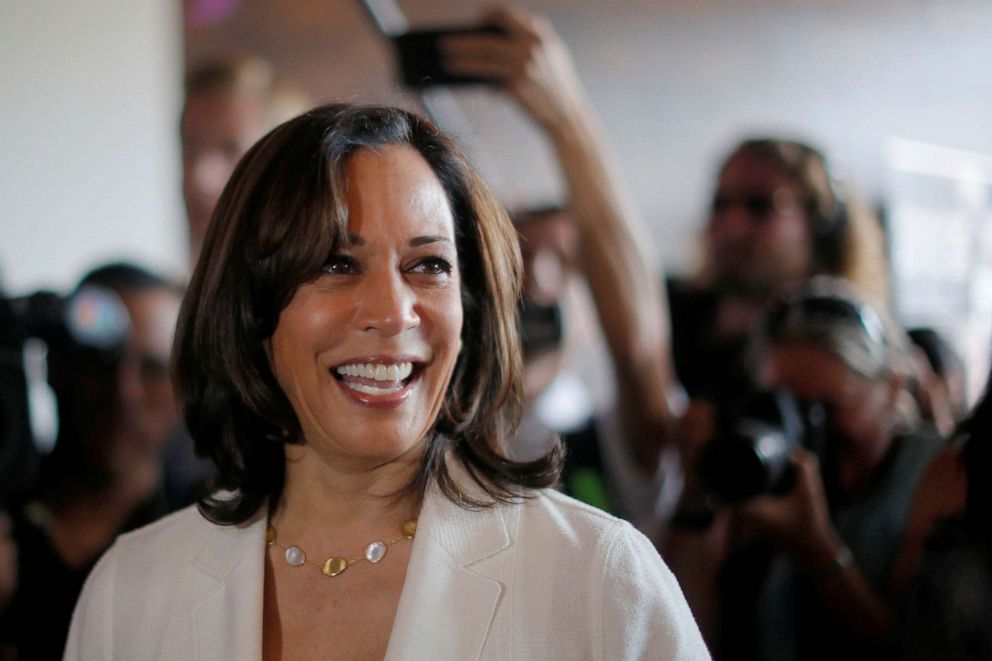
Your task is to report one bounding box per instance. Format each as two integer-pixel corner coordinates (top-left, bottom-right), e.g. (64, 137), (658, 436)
(273, 444), (424, 540)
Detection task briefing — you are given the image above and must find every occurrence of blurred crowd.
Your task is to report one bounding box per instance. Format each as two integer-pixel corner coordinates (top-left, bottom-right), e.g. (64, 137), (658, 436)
(2, 6), (989, 660)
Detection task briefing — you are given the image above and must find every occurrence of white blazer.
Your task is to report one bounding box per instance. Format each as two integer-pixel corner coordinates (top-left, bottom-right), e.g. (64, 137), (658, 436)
(65, 474), (709, 660)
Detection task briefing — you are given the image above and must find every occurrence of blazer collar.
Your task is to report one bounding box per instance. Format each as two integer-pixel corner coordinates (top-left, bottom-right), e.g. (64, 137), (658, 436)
(384, 465), (517, 660)
(186, 466), (517, 661)
(190, 506), (268, 661)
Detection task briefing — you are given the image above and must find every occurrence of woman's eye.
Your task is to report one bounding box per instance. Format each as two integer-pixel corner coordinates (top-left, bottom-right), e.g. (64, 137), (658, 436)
(321, 255), (358, 275)
(411, 257), (453, 277)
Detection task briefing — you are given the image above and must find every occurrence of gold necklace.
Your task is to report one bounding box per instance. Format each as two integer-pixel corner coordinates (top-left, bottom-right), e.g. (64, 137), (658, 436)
(266, 518), (417, 578)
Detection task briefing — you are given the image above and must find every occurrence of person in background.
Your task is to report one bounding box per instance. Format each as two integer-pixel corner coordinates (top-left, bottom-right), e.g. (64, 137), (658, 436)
(440, 7), (684, 528)
(0, 514), (14, 655)
(510, 206), (626, 514)
(65, 104), (709, 660)
(670, 138), (890, 409)
(906, 326), (968, 438)
(662, 140), (896, 612)
(175, 54), (310, 504)
(887, 328), (970, 599)
(181, 53), (308, 266)
(0, 262), (182, 660)
(668, 278), (941, 660)
(898, 368), (992, 660)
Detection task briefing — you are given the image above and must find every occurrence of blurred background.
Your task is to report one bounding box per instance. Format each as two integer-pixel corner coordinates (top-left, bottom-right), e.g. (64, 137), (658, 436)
(3, 0), (992, 385)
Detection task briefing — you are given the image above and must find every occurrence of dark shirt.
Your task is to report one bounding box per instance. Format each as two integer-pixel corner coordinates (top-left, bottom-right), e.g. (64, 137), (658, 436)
(667, 277), (757, 403)
(900, 517), (992, 661)
(719, 430), (942, 661)
(0, 492), (167, 660)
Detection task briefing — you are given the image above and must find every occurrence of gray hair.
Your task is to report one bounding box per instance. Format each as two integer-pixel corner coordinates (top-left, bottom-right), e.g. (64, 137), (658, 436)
(761, 277), (910, 381)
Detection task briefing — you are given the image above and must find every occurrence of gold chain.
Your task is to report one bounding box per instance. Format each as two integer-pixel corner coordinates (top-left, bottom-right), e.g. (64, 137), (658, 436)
(266, 518), (417, 578)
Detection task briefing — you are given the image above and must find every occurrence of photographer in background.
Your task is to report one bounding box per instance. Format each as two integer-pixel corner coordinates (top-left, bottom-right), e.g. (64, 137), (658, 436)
(898, 366), (992, 660)
(440, 7), (684, 527)
(906, 326), (969, 439)
(668, 279), (941, 660)
(0, 262), (181, 660)
(671, 139), (890, 406)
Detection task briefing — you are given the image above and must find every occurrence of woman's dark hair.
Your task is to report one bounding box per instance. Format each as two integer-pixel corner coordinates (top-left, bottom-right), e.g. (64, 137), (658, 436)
(173, 104), (562, 525)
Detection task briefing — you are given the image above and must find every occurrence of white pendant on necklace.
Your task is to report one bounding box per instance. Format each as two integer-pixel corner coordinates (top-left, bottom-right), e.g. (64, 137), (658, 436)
(365, 541), (387, 564)
(285, 546), (306, 567)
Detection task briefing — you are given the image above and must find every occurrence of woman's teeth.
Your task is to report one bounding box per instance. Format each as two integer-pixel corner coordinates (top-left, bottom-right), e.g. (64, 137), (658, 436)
(336, 362), (414, 381)
(335, 362), (414, 395)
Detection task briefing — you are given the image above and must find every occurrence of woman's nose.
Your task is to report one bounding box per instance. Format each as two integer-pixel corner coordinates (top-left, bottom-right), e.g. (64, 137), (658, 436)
(356, 270), (420, 336)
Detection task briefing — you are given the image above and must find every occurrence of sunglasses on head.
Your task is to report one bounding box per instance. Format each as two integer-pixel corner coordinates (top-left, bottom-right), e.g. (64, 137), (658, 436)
(765, 293), (887, 348)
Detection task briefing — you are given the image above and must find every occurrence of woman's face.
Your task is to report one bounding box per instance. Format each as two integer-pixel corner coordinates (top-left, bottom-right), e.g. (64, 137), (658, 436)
(761, 342), (897, 453)
(706, 150), (812, 293)
(267, 145), (463, 470)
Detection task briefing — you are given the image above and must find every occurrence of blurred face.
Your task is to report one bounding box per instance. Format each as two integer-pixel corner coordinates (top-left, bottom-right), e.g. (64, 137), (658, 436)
(516, 210), (578, 306)
(77, 287), (181, 477)
(706, 150), (812, 293)
(267, 145), (463, 471)
(514, 211), (575, 400)
(181, 90), (269, 261)
(761, 342), (897, 453)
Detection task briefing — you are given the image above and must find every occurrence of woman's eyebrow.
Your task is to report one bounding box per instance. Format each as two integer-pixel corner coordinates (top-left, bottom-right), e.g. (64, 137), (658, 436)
(410, 235), (452, 247)
(343, 235), (451, 247)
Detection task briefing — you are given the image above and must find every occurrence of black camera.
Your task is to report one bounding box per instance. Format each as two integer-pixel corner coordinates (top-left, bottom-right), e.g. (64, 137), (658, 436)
(518, 299), (564, 357)
(696, 390), (827, 505)
(0, 286), (130, 504)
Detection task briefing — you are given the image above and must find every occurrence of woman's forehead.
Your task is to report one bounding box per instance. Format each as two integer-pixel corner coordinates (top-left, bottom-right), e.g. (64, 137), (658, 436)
(341, 145), (455, 239)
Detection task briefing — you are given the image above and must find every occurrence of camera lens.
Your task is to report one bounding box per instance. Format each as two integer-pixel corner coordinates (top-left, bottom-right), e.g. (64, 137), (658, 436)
(698, 419), (793, 504)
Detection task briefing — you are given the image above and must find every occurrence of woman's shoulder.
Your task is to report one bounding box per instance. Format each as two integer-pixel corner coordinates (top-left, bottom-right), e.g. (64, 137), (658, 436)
(112, 504), (216, 555)
(515, 488), (660, 566)
(65, 504), (266, 659)
(523, 487), (628, 534)
(508, 489), (711, 658)
(432, 464), (664, 571)
(98, 502), (263, 581)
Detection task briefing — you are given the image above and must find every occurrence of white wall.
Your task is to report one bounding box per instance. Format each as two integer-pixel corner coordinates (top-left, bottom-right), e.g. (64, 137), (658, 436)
(187, 0), (992, 275)
(550, 0), (992, 272)
(5, 0), (991, 295)
(0, 0), (185, 295)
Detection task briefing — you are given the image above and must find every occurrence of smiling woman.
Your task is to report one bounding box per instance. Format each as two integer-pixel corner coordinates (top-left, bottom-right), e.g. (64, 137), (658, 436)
(266, 146), (465, 479)
(177, 105), (540, 524)
(63, 104), (709, 660)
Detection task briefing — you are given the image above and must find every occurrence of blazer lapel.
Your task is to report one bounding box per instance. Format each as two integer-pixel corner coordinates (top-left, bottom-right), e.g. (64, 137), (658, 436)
(190, 507), (268, 661)
(384, 481), (515, 661)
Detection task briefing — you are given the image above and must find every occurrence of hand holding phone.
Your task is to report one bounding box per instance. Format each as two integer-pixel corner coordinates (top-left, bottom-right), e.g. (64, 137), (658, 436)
(393, 25), (506, 88)
(438, 8), (589, 134)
